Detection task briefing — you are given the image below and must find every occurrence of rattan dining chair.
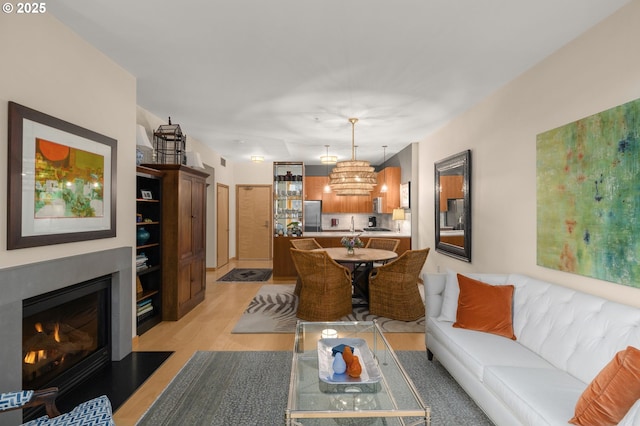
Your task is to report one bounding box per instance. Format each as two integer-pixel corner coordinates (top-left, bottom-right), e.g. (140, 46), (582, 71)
(289, 238), (323, 295)
(368, 247), (430, 321)
(364, 238), (401, 267)
(364, 238), (400, 252)
(290, 248), (353, 321)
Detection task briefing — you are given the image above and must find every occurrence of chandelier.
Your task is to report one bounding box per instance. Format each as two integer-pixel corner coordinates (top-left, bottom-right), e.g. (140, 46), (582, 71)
(329, 118), (377, 196)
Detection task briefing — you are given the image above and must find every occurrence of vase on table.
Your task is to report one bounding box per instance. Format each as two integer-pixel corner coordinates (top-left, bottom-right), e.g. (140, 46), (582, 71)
(346, 247), (354, 255)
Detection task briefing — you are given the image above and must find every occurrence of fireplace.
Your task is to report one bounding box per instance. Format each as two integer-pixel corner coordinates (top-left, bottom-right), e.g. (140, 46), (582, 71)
(22, 275), (111, 420)
(0, 248), (133, 426)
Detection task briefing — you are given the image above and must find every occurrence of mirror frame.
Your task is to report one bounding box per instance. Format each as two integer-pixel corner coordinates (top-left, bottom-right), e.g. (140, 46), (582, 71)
(434, 150), (472, 262)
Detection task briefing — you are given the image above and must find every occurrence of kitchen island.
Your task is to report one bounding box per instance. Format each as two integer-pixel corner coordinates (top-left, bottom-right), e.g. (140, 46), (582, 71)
(273, 231), (411, 280)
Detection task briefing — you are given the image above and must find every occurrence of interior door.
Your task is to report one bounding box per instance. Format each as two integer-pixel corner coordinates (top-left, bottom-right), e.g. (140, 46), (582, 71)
(216, 183), (229, 268)
(236, 185), (272, 260)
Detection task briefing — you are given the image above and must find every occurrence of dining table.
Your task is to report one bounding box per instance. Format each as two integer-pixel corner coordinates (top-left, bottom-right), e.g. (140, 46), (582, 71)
(312, 247), (398, 302)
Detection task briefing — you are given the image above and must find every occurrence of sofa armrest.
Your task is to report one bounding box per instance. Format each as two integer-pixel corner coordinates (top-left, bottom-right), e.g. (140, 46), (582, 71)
(425, 273), (447, 319)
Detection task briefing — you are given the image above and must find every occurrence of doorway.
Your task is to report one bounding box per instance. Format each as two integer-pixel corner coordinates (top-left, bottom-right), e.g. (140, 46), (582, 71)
(236, 185), (272, 260)
(216, 183), (229, 268)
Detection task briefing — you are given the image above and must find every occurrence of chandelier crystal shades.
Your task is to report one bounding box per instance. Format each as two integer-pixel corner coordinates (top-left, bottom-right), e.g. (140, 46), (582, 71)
(329, 118), (377, 196)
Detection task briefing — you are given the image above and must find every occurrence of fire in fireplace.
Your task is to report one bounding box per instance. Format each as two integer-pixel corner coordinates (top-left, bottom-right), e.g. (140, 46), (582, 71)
(22, 275), (111, 420)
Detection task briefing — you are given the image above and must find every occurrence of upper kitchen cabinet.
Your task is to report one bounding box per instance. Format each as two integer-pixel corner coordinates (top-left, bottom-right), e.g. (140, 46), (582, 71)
(274, 162), (304, 235)
(305, 175), (379, 213)
(304, 175), (325, 201)
(372, 166), (401, 213)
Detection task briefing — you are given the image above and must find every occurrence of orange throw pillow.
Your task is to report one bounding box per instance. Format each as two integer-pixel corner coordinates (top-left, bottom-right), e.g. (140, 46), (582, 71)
(453, 274), (516, 340)
(569, 346), (640, 426)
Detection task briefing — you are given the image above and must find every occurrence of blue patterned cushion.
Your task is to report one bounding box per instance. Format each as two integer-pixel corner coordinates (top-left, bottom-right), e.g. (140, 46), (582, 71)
(0, 391), (34, 410)
(23, 395), (114, 426)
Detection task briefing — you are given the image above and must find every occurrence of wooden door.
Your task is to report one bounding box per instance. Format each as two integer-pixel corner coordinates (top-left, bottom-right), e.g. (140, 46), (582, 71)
(216, 183), (230, 268)
(237, 185), (272, 260)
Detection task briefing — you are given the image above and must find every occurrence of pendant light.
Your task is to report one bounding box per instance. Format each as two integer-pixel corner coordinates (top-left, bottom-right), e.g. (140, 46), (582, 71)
(329, 118), (377, 196)
(322, 145), (334, 193)
(380, 145), (388, 193)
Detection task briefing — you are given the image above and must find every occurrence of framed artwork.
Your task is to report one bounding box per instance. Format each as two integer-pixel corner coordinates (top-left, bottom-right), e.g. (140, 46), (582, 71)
(537, 98), (640, 287)
(140, 190), (153, 200)
(400, 182), (410, 208)
(7, 101), (117, 249)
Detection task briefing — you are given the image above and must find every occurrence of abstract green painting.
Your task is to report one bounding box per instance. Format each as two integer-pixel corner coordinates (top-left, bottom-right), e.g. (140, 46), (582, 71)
(537, 98), (640, 288)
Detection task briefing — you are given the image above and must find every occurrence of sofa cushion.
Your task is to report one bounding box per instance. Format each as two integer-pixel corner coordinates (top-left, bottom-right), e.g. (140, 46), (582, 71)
(618, 399), (640, 426)
(428, 318), (554, 381)
(453, 274), (516, 340)
(437, 270), (509, 322)
(569, 346), (640, 426)
(508, 274), (640, 385)
(484, 366), (584, 426)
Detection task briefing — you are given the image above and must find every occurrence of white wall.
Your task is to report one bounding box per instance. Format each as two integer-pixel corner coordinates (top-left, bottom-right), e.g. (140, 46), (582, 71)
(0, 14), (136, 267)
(417, 1), (640, 307)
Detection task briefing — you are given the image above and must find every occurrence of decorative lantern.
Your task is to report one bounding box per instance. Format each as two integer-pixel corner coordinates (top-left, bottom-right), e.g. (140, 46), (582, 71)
(153, 117), (186, 165)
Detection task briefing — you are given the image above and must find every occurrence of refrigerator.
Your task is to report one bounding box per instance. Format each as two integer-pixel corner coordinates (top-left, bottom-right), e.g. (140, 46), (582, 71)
(303, 200), (322, 232)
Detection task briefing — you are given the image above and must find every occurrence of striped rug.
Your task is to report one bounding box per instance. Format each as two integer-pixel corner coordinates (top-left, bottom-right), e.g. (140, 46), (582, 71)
(231, 284), (425, 333)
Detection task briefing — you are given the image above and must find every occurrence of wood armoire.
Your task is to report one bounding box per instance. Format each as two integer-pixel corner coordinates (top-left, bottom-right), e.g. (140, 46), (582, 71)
(146, 164), (209, 320)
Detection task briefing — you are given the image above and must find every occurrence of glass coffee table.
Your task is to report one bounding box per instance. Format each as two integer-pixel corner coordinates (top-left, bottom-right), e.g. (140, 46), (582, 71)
(286, 321), (430, 425)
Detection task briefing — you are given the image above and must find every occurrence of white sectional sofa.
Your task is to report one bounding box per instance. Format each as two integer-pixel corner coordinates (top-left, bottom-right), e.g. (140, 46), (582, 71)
(424, 272), (640, 426)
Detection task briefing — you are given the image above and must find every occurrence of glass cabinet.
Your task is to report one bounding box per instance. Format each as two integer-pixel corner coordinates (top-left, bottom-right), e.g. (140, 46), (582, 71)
(274, 162), (304, 236)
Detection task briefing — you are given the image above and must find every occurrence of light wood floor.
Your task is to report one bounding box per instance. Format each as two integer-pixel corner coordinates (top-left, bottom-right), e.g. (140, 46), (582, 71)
(114, 259), (426, 425)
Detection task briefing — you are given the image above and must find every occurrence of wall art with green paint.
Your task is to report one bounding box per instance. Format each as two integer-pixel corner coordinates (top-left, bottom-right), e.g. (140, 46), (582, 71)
(537, 98), (639, 288)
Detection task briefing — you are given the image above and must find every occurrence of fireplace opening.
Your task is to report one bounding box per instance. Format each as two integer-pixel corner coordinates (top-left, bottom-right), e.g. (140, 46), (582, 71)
(22, 275), (111, 421)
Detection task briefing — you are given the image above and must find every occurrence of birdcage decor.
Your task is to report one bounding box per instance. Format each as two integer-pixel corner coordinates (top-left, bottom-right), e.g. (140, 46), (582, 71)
(153, 117), (186, 165)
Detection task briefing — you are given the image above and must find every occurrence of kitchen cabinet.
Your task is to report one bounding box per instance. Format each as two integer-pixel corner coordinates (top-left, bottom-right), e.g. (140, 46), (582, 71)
(305, 176), (372, 213)
(304, 175), (325, 201)
(372, 166), (401, 213)
(439, 175), (464, 211)
(147, 164), (209, 320)
(135, 166), (164, 335)
(306, 168), (400, 214)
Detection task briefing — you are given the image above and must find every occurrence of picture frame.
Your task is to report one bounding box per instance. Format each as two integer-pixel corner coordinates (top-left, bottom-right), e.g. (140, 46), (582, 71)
(400, 182), (410, 208)
(7, 101), (117, 249)
(140, 190), (153, 200)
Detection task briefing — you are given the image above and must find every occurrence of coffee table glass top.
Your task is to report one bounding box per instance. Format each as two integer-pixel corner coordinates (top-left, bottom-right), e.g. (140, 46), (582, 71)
(286, 321), (430, 425)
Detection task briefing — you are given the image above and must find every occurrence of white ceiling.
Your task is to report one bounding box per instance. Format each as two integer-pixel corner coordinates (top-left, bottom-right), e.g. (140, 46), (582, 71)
(50, 0), (628, 166)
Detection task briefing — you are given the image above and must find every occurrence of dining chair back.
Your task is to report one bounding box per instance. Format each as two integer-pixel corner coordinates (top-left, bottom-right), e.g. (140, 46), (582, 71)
(289, 238), (323, 295)
(368, 247), (430, 321)
(364, 238), (400, 252)
(364, 238), (401, 267)
(290, 248), (353, 321)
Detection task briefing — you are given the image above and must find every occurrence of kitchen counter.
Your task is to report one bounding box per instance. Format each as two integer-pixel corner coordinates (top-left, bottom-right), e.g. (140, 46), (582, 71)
(273, 232), (412, 280)
(302, 230), (412, 238)
(440, 230), (464, 236)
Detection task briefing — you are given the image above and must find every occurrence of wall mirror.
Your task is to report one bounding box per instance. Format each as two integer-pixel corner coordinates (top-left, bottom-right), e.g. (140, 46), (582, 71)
(435, 150), (471, 262)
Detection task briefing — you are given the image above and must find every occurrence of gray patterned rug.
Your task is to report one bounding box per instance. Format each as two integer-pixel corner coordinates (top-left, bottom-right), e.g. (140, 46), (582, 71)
(231, 284), (425, 333)
(217, 268), (273, 282)
(136, 351), (493, 425)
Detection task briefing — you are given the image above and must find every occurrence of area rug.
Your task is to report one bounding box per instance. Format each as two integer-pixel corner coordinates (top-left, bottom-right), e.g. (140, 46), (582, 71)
(231, 284), (425, 333)
(217, 268), (272, 282)
(136, 351), (493, 426)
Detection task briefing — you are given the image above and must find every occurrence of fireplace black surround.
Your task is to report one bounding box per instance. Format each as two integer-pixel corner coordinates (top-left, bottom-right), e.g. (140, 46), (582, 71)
(22, 275), (112, 420)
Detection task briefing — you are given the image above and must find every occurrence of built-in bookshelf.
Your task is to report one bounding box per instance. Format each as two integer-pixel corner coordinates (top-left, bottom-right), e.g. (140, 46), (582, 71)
(135, 166), (163, 335)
